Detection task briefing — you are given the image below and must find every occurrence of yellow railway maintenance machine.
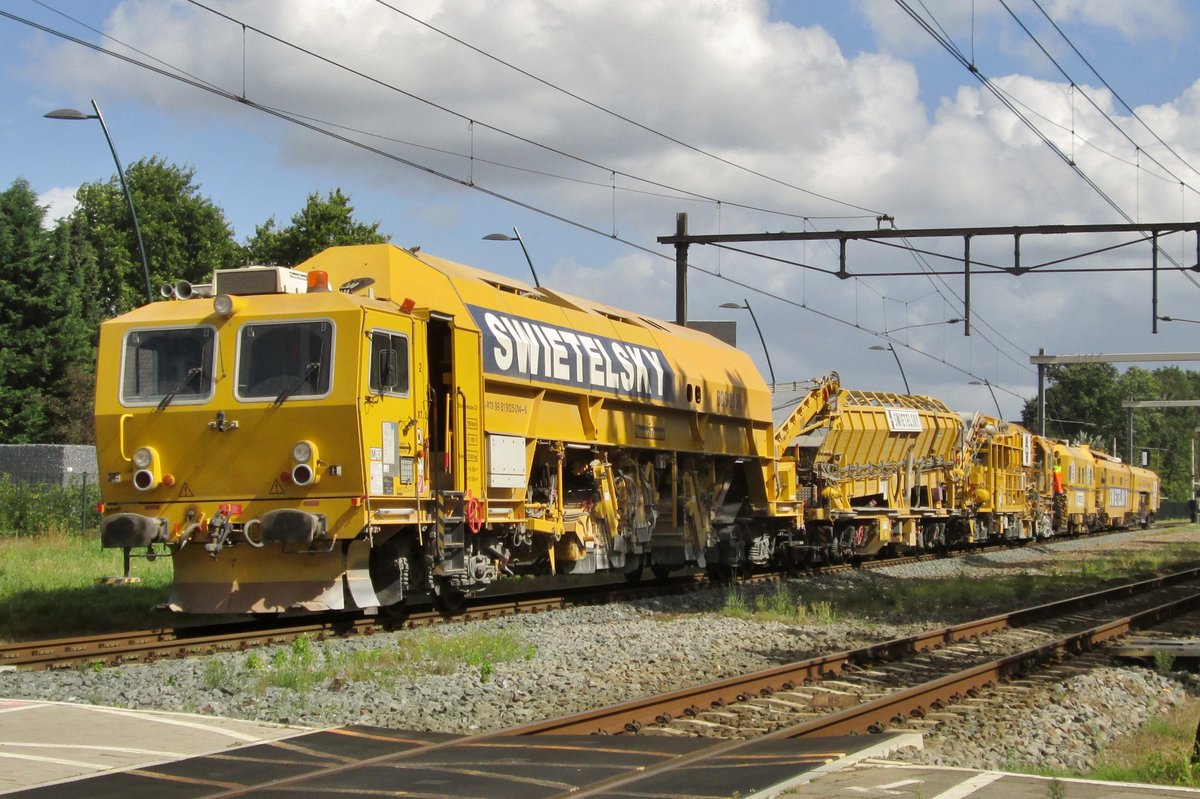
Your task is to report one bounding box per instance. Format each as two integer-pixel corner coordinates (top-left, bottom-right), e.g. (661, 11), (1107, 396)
(94, 244), (805, 614)
(776, 375), (964, 560)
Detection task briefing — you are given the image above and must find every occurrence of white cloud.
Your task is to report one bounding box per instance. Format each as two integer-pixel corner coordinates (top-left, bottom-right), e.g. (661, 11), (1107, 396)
(37, 186), (78, 227)
(23, 0), (1200, 416)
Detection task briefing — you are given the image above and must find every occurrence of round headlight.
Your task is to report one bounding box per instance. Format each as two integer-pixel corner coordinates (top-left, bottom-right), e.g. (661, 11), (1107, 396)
(292, 463), (314, 486)
(133, 447), (154, 469)
(292, 440), (314, 462)
(213, 294), (235, 317)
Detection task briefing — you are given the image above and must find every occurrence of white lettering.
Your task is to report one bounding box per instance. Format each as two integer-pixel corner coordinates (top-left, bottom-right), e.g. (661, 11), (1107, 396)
(485, 313), (513, 370)
(580, 335), (604, 386)
(612, 343), (635, 392)
(643, 350), (665, 396)
(558, 330), (583, 382)
(629, 347), (650, 394)
(501, 316), (533, 374)
(544, 328), (570, 380)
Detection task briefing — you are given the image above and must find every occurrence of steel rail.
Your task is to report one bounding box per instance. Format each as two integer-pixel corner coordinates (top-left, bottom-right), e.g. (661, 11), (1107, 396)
(0, 525), (1183, 670)
(504, 564), (1200, 736)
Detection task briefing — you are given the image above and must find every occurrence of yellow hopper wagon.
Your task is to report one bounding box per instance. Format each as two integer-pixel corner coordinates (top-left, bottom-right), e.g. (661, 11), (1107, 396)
(776, 375), (963, 561)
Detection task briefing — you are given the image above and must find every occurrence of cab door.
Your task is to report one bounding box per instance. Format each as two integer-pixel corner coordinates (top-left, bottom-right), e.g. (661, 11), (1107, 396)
(364, 320), (422, 500)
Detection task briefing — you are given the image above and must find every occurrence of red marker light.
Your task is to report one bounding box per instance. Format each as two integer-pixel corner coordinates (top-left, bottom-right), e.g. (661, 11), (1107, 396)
(96, 502), (106, 514)
(400, 297), (416, 314)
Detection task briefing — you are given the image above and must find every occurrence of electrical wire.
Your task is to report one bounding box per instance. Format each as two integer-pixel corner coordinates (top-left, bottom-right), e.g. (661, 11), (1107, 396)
(1028, 0), (1200, 182)
(6, 4), (1159, 405)
(891, 0), (1200, 292)
(373, 0), (886, 217)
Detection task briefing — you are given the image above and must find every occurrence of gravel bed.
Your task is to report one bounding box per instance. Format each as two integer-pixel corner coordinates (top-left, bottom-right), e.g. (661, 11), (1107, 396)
(2, 527), (1197, 775)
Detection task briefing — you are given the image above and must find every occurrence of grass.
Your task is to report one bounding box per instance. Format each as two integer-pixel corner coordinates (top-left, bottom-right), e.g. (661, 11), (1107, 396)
(1002, 698), (1200, 789)
(0, 475), (100, 538)
(0, 529), (173, 642)
(722, 583), (838, 625)
(718, 539), (1200, 629)
(199, 630), (538, 694)
(1088, 699), (1200, 787)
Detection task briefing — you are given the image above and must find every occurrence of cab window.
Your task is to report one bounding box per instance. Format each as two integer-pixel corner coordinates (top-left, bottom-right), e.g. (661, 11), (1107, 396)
(120, 326), (216, 406)
(369, 330), (410, 395)
(237, 320), (334, 401)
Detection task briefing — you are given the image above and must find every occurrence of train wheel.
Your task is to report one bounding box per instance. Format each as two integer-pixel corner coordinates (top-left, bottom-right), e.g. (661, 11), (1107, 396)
(705, 562), (734, 583)
(651, 564), (672, 580)
(623, 554), (645, 583)
(432, 577), (466, 614)
(370, 534), (420, 610)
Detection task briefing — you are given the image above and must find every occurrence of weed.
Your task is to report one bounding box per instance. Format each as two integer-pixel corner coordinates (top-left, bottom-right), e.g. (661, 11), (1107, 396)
(1047, 777), (1065, 799)
(202, 657), (237, 690)
(722, 589), (750, 618)
(1088, 697), (1200, 787)
(1155, 649), (1177, 674)
(0, 476), (100, 538)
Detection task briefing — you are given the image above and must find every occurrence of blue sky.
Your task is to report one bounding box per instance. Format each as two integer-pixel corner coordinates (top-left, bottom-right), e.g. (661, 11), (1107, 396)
(3, 1), (1199, 428)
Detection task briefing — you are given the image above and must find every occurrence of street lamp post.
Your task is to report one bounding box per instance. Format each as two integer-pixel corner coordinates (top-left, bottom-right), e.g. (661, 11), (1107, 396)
(483, 227), (540, 288)
(719, 299), (775, 387)
(869, 343), (910, 394)
(970, 379), (1004, 418)
(45, 100), (153, 304)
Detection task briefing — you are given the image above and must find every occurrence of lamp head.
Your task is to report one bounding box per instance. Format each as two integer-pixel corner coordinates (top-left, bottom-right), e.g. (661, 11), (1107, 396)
(44, 108), (94, 121)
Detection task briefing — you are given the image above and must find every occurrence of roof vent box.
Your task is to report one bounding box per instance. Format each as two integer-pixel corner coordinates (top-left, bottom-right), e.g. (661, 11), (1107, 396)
(214, 266), (308, 295)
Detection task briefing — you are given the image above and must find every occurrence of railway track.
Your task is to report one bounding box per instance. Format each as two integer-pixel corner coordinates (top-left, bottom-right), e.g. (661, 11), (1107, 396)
(0, 545), (939, 670)
(0, 524), (1182, 671)
(94, 562), (1200, 799)
(504, 564), (1200, 739)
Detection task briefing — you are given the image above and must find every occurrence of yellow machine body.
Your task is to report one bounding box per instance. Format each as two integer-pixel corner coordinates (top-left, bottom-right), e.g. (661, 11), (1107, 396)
(781, 379), (962, 556)
(94, 245), (800, 613)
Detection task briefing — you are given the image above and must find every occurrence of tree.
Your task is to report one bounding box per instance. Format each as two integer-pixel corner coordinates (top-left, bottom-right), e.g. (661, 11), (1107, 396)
(1021, 362), (1124, 446)
(71, 157), (240, 314)
(0, 179), (94, 443)
(1020, 362), (1200, 500)
(242, 188), (389, 266)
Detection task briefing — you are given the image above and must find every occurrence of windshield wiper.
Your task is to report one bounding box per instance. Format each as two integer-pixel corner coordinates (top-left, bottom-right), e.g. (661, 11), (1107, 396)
(273, 362), (320, 406)
(156, 367), (203, 411)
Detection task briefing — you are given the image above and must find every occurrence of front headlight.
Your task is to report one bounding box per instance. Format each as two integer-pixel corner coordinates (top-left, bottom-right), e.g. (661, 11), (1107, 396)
(293, 440), (314, 463)
(133, 447), (155, 469)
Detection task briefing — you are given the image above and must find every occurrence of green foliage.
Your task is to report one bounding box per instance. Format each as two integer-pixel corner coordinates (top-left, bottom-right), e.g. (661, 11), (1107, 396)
(721, 583), (840, 625)
(0, 528), (174, 643)
(1154, 649), (1176, 674)
(0, 475), (100, 537)
(1021, 362), (1200, 500)
(68, 157), (241, 314)
(242, 188), (389, 266)
(237, 629), (536, 693)
(0, 179), (96, 443)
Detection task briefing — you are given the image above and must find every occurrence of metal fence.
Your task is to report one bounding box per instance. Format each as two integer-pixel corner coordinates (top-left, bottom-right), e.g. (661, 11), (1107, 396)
(0, 470), (101, 536)
(1160, 500), (1191, 522)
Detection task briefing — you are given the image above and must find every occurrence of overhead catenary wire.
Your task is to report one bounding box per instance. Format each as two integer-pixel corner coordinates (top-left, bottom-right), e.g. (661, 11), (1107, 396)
(1027, 0), (1200, 183)
(373, 0), (886, 217)
(6, 4), (1155, 404)
(997, 0), (1200, 196)
(893, 0), (1200, 292)
(17, 0), (1027, 369)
